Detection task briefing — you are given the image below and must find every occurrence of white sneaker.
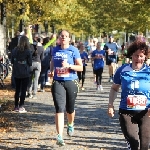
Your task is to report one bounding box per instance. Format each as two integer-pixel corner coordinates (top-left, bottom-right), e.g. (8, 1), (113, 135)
(100, 86), (104, 92)
(46, 82), (51, 86)
(19, 107), (27, 113)
(96, 86), (101, 93)
(110, 79), (113, 83)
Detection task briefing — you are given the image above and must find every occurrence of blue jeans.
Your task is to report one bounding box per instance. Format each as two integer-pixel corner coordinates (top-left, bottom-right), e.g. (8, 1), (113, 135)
(38, 65), (48, 89)
(28, 62), (41, 95)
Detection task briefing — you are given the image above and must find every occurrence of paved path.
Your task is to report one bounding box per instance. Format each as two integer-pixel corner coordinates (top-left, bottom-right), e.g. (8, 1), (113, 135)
(0, 63), (128, 150)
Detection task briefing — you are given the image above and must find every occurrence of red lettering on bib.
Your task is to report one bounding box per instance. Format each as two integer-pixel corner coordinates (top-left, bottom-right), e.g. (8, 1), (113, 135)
(56, 67), (70, 77)
(127, 95), (147, 109)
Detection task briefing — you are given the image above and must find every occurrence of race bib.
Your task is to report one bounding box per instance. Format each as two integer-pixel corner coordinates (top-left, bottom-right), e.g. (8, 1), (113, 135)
(127, 95), (147, 109)
(108, 50), (115, 55)
(96, 54), (103, 58)
(56, 67), (70, 77)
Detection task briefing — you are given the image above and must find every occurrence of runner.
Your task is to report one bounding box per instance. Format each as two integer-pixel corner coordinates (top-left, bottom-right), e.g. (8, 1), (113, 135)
(104, 35), (118, 82)
(91, 42), (105, 92)
(50, 30), (82, 146)
(107, 40), (150, 150)
(89, 38), (97, 83)
(77, 43), (89, 91)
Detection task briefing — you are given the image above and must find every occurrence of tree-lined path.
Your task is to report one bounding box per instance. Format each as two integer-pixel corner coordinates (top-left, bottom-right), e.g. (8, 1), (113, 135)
(0, 63), (128, 150)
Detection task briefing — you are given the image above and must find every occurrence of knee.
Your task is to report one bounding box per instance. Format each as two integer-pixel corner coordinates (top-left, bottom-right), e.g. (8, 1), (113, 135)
(56, 107), (65, 113)
(66, 106), (74, 114)
(66, 109), (74, 114)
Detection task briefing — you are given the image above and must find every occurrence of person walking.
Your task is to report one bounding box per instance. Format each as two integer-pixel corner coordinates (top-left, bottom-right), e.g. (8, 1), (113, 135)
(77, 43), (88, 91)
(107, 40), (150, 150)
(50, 30), (83, 146)
(38, 35), (56, 91)
(27, 37), (44, 99)
(92, 42), (105, 92)
(11, 35), (32, 113)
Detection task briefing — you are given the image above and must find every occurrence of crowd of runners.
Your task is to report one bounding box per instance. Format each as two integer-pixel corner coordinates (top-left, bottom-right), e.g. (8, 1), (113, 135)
(8, 25), (150, 149)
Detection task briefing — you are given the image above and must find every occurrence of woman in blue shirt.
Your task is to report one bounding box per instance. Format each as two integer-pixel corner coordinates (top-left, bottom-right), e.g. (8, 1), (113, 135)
(50, 30), (83, 146)
(92, 42), (105, 92)
(107, 40), (150, 150)
(77, 43), (88, 91)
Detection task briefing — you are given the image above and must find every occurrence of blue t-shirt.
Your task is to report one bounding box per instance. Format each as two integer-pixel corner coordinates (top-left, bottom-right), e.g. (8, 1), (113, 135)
(92, 50), (105, 70)
(52, 45), (81, 80)
(114, 63), (150, 110)
(80, 51), (88, 66)
(104, 42), (118, 58)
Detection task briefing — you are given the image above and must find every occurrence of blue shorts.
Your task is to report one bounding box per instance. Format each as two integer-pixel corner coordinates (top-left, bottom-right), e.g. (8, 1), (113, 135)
(106, 56), (116, 65)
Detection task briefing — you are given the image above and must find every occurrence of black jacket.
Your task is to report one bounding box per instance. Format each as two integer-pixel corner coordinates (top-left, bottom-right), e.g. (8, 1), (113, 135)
(11, 48), (32, 78)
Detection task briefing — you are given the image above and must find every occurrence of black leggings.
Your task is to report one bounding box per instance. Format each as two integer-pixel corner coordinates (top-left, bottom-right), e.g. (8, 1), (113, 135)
(119, 109), (150, 150)
(77, 66), (86, 87)
(95, 68), (103, 85)
(51, 80), (79, 113)
(15, 77), (29, 107)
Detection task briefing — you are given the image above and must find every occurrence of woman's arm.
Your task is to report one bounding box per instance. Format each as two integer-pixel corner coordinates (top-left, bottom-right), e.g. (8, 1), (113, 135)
(108, 84), (120, 106)
(107, 83), (120, 117)
(44, 35), (56, 50)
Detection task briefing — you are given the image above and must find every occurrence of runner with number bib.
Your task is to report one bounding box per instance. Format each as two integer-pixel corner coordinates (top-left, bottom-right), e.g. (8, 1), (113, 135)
(107, 40), (150, 150)
(92, 42), (105, 93)
(50, 30), (83, 146)
(77, 43), (89, 91)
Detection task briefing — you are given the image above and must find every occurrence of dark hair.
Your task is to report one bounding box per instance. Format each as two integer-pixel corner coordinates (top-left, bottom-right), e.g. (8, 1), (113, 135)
(37, 36), (43, 43)
(43, 37), (50, 46)
(70, 42), (75, 46)
(17, 36), (30, 52)
(58, 29), (71, 38)
(127, 40), (148, 58)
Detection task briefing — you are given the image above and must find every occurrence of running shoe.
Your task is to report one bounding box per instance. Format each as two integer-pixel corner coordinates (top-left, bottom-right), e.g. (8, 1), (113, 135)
(27, 93), (33, 98)
(38, 89), (45, 92)
(110, 79), (113, 83)
(19, 107), (27, 113)
(81, 87), (85, 91)
(100, 86), (103, 92)
(108, 77), (113, 83)
(56, 134), (65, 146)
(32, 95), (37, 99)
(96, 86), (101, 93)
(67, 124), (74, 136)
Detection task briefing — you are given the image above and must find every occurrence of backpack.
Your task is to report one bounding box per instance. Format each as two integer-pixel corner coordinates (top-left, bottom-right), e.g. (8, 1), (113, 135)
(41, 46), (51, 67)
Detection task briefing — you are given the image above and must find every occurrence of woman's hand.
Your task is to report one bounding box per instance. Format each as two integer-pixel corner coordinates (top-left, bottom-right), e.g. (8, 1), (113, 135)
(107, 104), (115, 117)
(48, 72), (54, 78)
(62, 60), (70, 68)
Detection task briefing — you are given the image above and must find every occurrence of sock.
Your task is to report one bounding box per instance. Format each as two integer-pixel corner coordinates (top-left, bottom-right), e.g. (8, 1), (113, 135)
(68, 122), (73, 126)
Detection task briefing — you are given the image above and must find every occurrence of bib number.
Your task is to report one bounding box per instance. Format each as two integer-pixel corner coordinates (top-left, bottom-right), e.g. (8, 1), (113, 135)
(127, 95), (147, 109)
(56, 67), (70, 77)
(96, 54), (103, 58)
